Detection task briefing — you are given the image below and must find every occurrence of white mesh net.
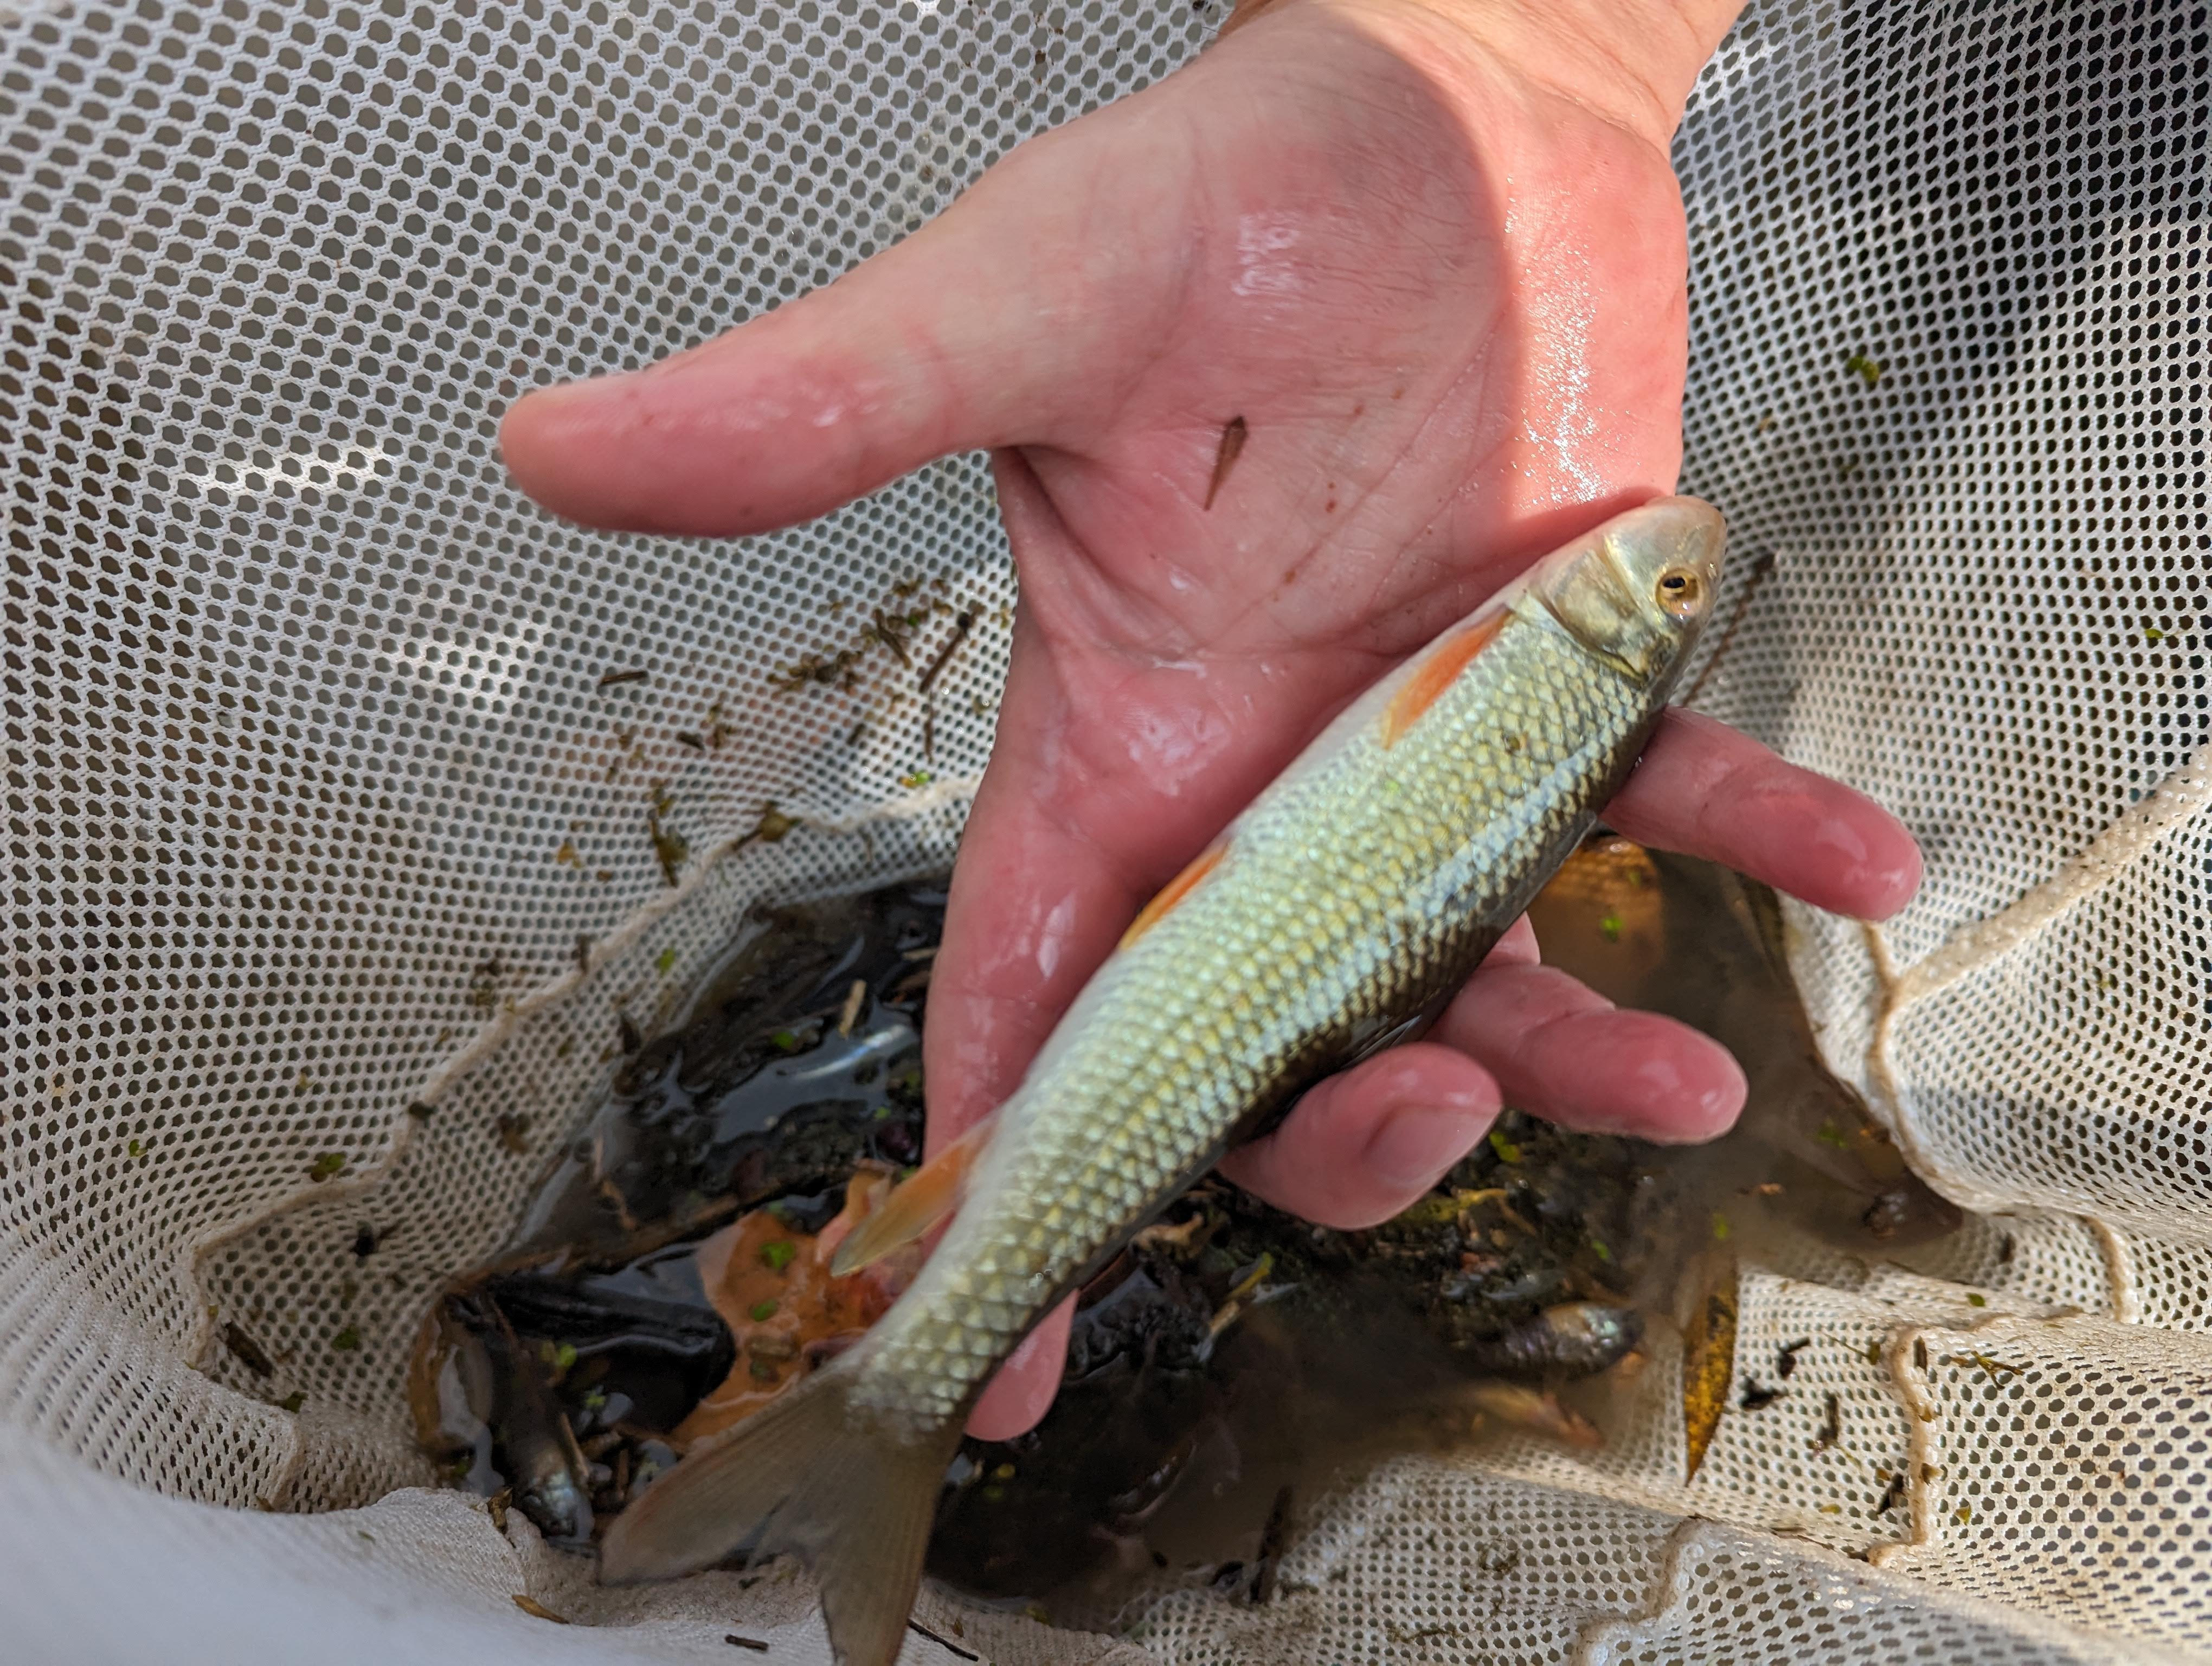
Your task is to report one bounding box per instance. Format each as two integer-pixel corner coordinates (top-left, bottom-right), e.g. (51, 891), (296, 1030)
(2, 0), (2208, 1659)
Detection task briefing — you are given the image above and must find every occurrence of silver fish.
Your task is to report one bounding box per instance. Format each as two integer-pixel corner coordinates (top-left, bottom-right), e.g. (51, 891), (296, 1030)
(600, 497), (1726, 1662)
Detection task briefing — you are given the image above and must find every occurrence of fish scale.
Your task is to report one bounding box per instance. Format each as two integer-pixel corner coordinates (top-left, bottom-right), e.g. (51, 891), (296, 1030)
(599, 497), (1725, 1666)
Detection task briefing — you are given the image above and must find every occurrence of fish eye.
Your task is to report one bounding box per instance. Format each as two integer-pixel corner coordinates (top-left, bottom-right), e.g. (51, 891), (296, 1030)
(1655, 567), (1703, 617)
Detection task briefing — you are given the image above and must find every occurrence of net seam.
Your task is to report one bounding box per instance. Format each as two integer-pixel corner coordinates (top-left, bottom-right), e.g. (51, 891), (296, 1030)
(2090, 1219), (2142, 1327)
(1564, 1515), (1711, 1665)
(1862, 740), (2212, 1213)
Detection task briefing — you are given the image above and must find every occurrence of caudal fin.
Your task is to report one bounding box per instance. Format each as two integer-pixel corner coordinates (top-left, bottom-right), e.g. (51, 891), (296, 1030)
(599, 1356), (959, 1666)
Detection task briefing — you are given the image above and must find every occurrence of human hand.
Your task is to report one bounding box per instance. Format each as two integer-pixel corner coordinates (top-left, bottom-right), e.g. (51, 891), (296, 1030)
(500, 0), (1920, 1439)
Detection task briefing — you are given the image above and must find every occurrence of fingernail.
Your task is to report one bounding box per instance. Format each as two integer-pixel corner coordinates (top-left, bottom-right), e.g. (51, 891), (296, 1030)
(1365, 1104), (1487, 1191)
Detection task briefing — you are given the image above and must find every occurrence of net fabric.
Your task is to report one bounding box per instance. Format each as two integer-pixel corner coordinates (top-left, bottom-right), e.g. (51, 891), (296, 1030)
(2107, 1223), (2212, 1331)
(0, 0), (1140, 1502)
(1887, 1208), (2120, 1317)
(1879, 808), (2212, 1233)
(1874, 1315), (2212, 1657)
(1579, 1520), (2182, 1666)
(1057, 1463), (1686, 1665)
(1478, 1260), (2067, 1562)
(4, 0), (2211, 1661)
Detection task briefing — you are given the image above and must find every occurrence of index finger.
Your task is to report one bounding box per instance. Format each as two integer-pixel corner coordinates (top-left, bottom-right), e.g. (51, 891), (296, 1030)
(1604, 707), (1922, 921)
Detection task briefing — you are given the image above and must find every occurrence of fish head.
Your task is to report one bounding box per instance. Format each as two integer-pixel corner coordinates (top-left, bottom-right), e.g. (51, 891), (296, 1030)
(1528, 496), (1726, 685)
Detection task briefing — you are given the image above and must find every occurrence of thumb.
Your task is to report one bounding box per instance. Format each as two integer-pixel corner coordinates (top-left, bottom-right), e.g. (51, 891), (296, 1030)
(497, 136), (1139, 537)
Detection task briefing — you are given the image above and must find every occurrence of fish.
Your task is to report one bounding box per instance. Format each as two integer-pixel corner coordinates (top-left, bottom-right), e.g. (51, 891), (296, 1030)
(1463, 1380), (1606, 1451)
(453, 1289), (596, 1543)
(1456, 1300), (1644, 1379)
(597, 497), (1727, 1663)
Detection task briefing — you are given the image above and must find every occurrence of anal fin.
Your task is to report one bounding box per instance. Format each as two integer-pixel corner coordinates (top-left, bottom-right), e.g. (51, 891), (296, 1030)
(828, 1111), (996, 1278)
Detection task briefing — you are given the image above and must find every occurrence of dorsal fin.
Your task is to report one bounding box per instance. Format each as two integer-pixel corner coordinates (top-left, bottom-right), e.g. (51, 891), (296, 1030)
(827, 1111), (997, 1277)
(1382, 612), (1506, 747)
(1118, 839), (1230, 951)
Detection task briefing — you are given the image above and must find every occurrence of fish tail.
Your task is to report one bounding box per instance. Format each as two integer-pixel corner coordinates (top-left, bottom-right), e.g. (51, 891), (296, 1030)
(599, 1355), (957, 1666)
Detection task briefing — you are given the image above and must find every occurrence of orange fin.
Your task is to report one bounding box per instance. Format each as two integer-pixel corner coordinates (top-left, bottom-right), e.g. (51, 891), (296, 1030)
(1382, 613), (1506, 747)
(1119, 840), (1229, 951)
(827, 1112), (995, 1278)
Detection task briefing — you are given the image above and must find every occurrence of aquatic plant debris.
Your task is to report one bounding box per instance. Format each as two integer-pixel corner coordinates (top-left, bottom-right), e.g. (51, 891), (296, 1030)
(917, 611), (978, 693)
(702, 701), (736, 751)
(1845, 350), (1883, 388)
(1814, 1391), (1841, 1450)
(908, 1620), (979, 1661)
(1465, 1382), (1602, 1450)
(838, 979), (867, 1037)
(772, 576), (961, 698)
(1204, 415), (1248, 509)
(1681, 1259), (1739, 1482)
(679, 1172), (920, 1444)
(223, 1322), (274, 1377)
(738, 803), (800, 849)
(773, 646), (866, 693)
(646, 785), (690, 886)
(596, 669), (650, 689)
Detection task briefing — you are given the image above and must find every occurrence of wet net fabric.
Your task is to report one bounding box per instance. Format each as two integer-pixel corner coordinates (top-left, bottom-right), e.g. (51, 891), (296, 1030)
(1, 0), (2208, 1661)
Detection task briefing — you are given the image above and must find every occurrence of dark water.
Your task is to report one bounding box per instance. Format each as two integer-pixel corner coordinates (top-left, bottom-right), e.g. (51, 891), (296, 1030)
(413, 846), (1957, 1604)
